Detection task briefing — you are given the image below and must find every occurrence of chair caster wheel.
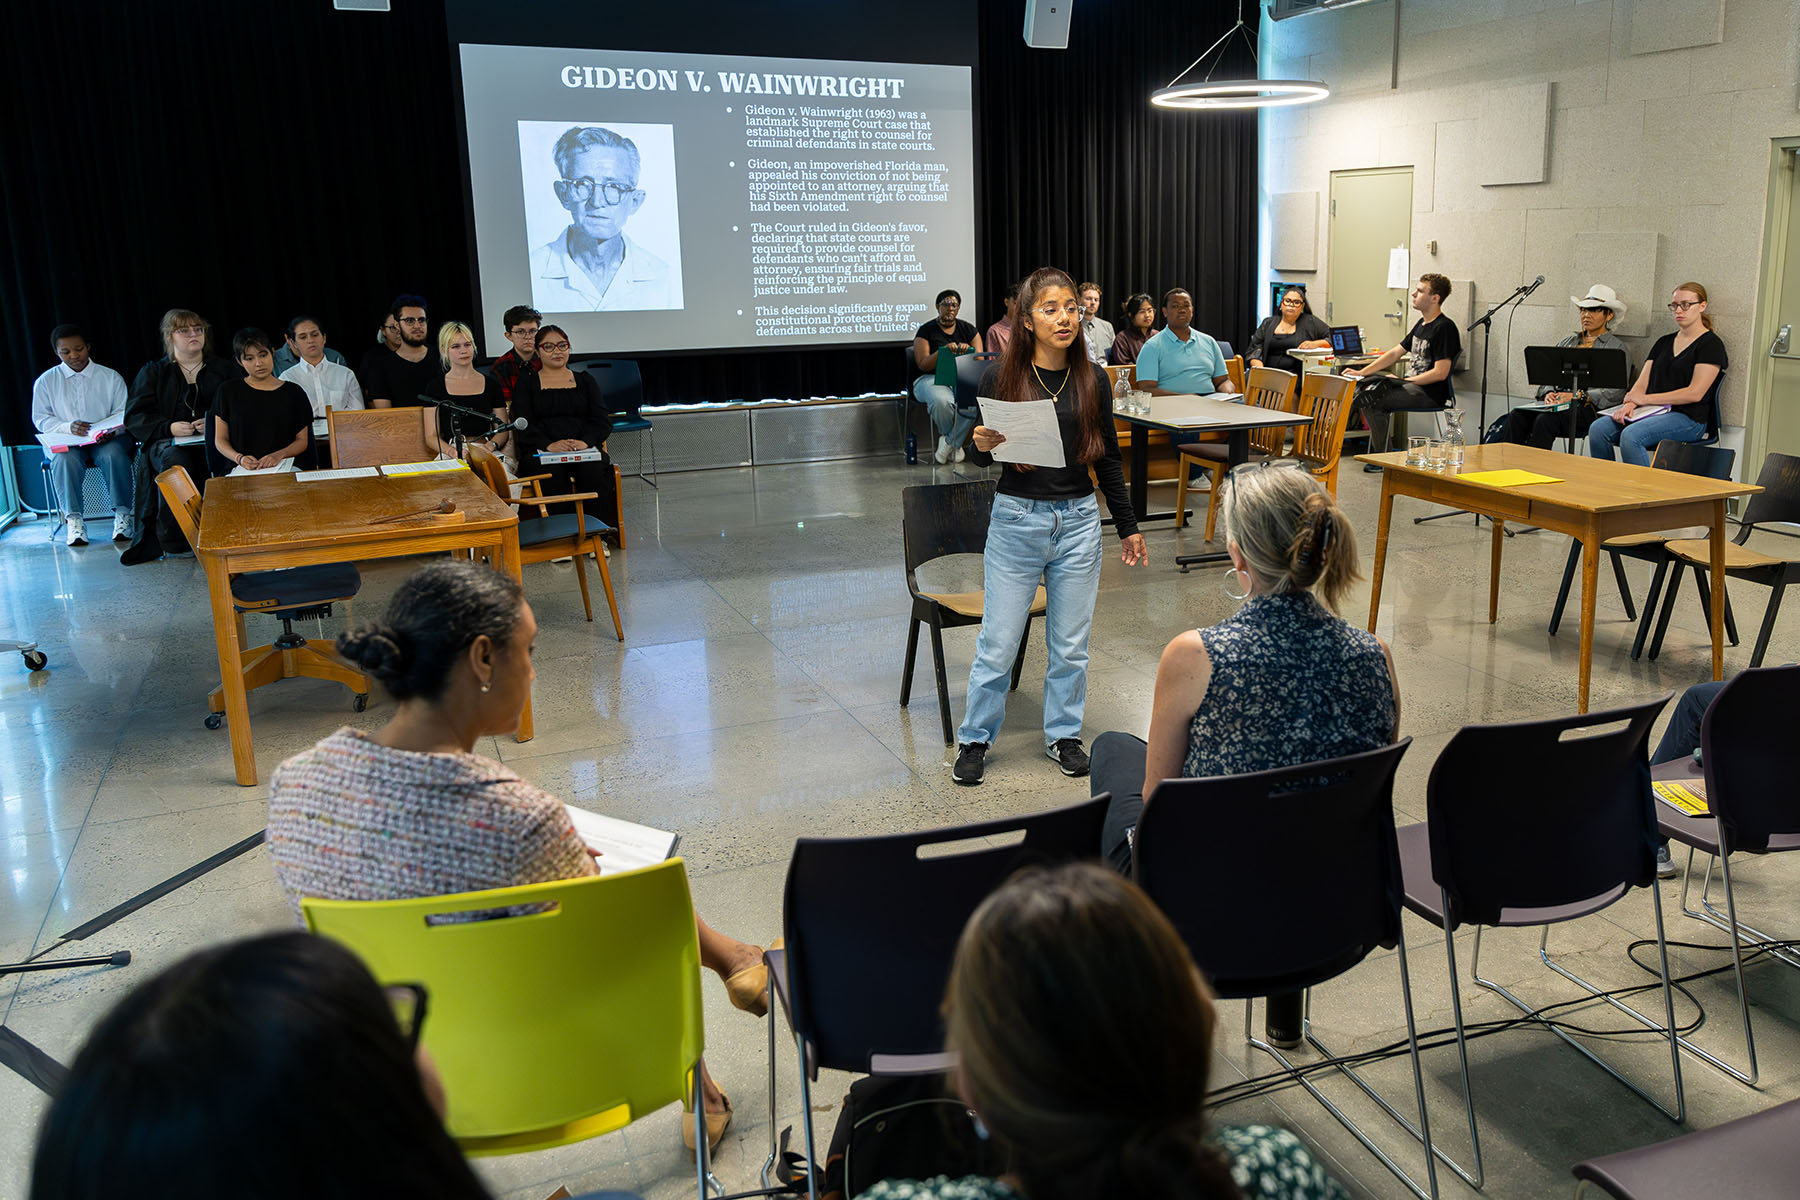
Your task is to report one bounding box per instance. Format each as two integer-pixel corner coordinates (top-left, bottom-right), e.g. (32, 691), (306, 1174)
(353, 693), (369, 712)
(204, 712), (224, 730)
(23, 650), (47, 671)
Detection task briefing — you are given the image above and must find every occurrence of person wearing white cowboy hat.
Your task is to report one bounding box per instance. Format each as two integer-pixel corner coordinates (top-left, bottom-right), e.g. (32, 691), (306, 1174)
(1492, 283), (1631, 449)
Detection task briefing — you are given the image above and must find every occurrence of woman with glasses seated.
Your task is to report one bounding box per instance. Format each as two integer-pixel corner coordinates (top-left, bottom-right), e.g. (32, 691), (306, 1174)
(122, 308), (240, 562)
(862, 862), (1347, 1200)
(510, 324), (616, 527)
(30, 932), (502, 1200)
(1247, 287), (1331, 375)
(913, 288), (985, 464)
(1089, 462), (1397, 1048)
(1496, 284), (1630, 450)
(266, 561), (768, 1154)
(1588, 282), (1727, 466)
(951, 268), (1147, 788)
(1108, 292), (1156, 365)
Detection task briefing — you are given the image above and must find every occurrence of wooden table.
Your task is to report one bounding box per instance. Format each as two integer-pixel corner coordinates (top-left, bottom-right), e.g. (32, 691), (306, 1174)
(196, 467), (527, 786)
(1358, 443), (1760, 712)
(1114, 393), (1313, 567)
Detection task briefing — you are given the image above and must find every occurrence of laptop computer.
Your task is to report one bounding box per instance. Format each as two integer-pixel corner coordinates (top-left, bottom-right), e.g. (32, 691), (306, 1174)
(1328, 325), (1364, 356)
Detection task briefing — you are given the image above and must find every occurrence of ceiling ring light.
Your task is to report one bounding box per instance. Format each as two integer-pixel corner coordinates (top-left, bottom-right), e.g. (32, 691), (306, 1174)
(1152, 1), (1330, 112)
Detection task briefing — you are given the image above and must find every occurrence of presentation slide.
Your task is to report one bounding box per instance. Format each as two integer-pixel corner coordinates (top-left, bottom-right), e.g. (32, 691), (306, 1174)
(458, 44), (976, 356)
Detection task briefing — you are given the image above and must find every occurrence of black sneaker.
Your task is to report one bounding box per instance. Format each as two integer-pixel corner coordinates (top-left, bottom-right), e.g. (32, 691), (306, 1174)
(953, 742), (987, 786)
(1046, 738), (1090, 777)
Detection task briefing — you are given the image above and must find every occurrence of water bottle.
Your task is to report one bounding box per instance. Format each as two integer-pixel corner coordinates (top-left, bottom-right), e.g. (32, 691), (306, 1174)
(905, 430), (917, 464)
(1113, 372), (1132, 416)
(1443, 409), (1465, 468)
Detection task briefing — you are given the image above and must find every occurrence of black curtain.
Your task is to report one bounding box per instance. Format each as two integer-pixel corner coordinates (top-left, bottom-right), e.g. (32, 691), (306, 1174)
(2, 0), (1256, 445)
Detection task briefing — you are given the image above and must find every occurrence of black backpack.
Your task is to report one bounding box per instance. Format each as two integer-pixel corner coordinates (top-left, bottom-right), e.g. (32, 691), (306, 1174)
(787, 1073), (1002, 1200)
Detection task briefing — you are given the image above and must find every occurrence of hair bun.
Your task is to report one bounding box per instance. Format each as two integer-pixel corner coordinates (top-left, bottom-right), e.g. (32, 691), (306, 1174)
(336, 627), (410, 685)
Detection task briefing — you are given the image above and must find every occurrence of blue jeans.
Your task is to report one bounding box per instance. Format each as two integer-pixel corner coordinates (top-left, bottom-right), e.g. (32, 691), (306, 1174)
(1652, 679), (1724, 765)
(46, 438), (134, 519)
(1587, 409), (1706, 466)
(957, 493), (1103, 747)
(912, 376), (974, 449)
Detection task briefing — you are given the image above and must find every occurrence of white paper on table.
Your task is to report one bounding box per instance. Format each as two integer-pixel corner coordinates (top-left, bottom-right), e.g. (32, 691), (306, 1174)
(976, 397), (1065, 468)
(1386, 246), (1411, 289)
(228, 458), (296, 476)
(381, 459), (469, 475)
(35, 414), (126, 450)
(296, 466), (380, 482)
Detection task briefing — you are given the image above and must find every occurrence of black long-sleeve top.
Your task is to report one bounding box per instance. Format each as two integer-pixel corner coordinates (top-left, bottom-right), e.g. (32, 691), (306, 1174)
(968, 361), (1138, 540)
(511, 370), (613, 461)
(125, 356), (240, 446)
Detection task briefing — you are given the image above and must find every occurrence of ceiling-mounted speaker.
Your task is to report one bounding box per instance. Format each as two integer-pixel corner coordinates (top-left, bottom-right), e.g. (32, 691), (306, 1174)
(1023, 0), (1071, 49)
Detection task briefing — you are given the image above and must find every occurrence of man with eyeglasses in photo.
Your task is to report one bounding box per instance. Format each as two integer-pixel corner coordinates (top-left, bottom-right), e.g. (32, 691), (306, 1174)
(488, 305), (542, 407)
(532, 126), (678, 312)
(361, 295), (441, 409)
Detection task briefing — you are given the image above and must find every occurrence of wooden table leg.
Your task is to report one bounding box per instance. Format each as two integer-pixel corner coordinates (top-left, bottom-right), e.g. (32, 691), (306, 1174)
(1489, 517), (1505, 623)
(1709, 498), (1726, 681)
(204, 555), (257, 786)
(498, 528), (535, 743)
(1367, 479), (1395, 633)
(1577, 531), (1600, 714)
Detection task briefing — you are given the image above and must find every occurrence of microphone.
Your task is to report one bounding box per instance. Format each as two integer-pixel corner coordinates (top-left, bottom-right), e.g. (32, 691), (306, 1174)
(1523, 274), (1545, 297)
(419, 396), (526, 431)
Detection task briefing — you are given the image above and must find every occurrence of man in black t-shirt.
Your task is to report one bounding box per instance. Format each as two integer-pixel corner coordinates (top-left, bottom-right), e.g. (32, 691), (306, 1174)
(1345, 273), (1462, 463)
(362, 294), (443, 409)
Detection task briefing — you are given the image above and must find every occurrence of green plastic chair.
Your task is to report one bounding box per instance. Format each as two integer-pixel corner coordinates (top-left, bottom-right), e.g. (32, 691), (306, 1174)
(301, 860), (710, 1194)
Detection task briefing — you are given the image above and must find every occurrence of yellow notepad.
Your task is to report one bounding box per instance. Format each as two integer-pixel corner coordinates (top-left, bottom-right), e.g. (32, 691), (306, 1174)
(1457, 469), (1564, 487)
(1653, 780), (1709, 816)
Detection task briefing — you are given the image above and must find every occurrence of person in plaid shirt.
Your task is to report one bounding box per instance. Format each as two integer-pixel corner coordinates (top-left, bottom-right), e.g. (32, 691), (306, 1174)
(486, 304), (541, 406)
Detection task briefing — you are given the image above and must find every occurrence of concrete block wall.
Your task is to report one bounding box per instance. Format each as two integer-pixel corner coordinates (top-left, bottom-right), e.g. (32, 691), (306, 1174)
(1260, 0), (1800, 424)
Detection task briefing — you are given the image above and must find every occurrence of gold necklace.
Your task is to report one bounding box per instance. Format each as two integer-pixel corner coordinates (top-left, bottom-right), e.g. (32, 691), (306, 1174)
(1031, 362), (1068, 399)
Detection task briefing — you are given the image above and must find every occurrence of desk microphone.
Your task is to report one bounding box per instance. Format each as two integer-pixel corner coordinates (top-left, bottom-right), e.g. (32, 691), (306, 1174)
(420, 395), (528, 431)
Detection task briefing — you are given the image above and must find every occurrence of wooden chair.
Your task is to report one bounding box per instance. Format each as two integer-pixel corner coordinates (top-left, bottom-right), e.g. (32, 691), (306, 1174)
(1174, 366), (1298, 542)
(327, 405), (439, 468)
(1290, 373), (1358, 496)
(1225, 354), (1245, 396)
(155, 465), (368, 726)
(467, 446), (622, 640)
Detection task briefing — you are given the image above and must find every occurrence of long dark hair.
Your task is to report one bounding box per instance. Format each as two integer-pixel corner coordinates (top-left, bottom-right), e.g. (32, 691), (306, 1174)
(30, 932), (492, 1200)
(946, 863), (1242, 1200)
(996, 267), (1106, 465)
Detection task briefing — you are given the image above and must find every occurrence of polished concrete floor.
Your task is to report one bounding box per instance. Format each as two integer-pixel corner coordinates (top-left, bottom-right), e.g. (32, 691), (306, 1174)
(2, 449), (1798, 1200)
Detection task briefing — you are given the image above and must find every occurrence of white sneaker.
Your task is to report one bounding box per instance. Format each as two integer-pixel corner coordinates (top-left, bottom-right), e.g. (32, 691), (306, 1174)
(952, 445), (967, 463)
(934, 436), (953, 464)
(112, 514), (134, 542)
(64, 517), (87, 547)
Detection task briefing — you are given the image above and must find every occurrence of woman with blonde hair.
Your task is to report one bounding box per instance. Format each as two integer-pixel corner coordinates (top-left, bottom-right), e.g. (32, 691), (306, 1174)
(423, 320), (508, 459)
(863, 861), (1346, 1200)
(1091, 462), (1398, 1047)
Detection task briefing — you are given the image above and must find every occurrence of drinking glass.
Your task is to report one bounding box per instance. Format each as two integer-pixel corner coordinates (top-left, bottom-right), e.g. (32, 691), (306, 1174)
(1406, 435), (1430, 467)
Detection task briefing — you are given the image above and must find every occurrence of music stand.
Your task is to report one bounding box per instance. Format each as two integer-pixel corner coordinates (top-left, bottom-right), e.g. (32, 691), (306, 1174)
(1521, 345), (1629, 452)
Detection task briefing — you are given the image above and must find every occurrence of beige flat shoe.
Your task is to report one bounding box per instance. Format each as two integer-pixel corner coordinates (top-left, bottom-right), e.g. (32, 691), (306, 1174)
(682, 1091), (732, 1154)
(724, 938), (783, 1017)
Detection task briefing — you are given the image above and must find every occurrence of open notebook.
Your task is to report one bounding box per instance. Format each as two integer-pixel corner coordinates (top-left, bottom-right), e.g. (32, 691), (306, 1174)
(565, 805), (679, 875)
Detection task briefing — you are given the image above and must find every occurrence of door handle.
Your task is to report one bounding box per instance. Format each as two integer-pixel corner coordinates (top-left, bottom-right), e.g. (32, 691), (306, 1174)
(1772, 325), (1796, 358)
(1385, 310), (1403, 321)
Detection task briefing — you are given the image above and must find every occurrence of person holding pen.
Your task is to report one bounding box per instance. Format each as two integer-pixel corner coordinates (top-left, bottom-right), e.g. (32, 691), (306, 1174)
(952, 267), (1147, 787)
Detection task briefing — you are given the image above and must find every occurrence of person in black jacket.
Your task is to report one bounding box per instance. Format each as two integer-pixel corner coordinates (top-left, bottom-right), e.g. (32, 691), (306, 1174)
(509, 325), (615, 527)
(1247, 287), (1332, 375)
(121, 308), (240, 562)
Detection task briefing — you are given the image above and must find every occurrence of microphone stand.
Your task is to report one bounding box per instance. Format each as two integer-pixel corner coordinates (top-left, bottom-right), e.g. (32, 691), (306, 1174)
(1414, 277), (1540, 529)
(421, 395), (516, 461)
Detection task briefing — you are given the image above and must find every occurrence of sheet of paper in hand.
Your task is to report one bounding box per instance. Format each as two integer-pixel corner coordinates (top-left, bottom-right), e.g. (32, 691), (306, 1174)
(976, 397), (1065, 468)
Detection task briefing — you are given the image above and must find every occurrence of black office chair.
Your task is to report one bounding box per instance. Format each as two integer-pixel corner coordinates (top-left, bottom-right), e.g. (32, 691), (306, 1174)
(1573, 1097), (1800, 1199)
(759, 797), (1110, 1199)
(1655, 664), (1800, 1086)
(586, 358), (656, 488)
(1547, 439), (1737, 658)
(1649, 453), (1800, 669)
(900, 480), (1042, 745)
(1396, 696), (1682, 1189)
(1135, 740), (1444, 1200)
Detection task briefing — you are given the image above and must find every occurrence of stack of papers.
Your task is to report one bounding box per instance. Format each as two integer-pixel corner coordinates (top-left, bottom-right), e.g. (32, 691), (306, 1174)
(565, 805), (680, 876)
(36, 415), (126, 451)
(380, 459), (468, 476)
(296, 466), (380, 482)
(228, 458), (296, 476)
(1456, 469), (1564, 487)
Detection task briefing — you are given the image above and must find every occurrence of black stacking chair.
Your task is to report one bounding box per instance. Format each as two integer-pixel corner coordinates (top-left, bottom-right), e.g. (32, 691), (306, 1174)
(1396, 696), (1682, 1189)
(900, 480), (1041, 744)
(758, 797), (1110, 1199)
(1572, 1096), (1800, 1198)
(1134, 740), (1444, 1200)
(1655, 663), (1800, 1085)
(586, 357), (656, 487)
(953, 351), (998, 437)
(1547, 439), (1736, 658)
(1649, 453), (1800, 669)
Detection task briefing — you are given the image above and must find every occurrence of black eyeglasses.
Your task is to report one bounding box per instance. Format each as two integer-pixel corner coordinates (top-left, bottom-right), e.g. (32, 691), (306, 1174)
(398, 317), (429, 326)
(1668, 301), (1703, 312)
(384, 983), (429, 1051)
(559, 177), (637, 206)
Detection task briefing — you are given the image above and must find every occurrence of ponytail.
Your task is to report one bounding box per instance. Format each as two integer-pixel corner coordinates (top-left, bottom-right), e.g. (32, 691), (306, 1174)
(1286, 491), (1359, 613)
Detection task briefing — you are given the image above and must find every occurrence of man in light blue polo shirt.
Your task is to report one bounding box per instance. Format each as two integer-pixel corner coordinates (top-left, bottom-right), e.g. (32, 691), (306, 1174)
(1133, 288), (1236, 397)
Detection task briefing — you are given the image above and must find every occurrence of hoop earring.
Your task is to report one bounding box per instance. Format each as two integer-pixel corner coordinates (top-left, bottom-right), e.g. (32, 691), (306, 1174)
(1223, 568), (1251, 602)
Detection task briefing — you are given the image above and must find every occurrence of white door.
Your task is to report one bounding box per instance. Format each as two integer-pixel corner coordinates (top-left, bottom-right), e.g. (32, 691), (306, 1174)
(1327, 167), (1413, 355)
(1754, 147), (1800, 468)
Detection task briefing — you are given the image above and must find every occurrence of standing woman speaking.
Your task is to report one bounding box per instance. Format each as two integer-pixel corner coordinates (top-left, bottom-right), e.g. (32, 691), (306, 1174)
(953, 268), (1147, 787)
